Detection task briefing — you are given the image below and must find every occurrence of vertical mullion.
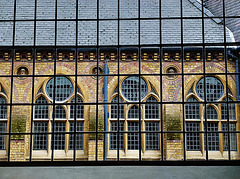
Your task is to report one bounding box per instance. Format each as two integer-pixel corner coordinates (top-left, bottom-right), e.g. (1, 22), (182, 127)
(201, 0), (208, 161)
(73, 0), (79, 161)
(180, 0), (186, 161)
(222, 0), (231, 160)
(117, 0), (120, 161)
(159, 0), (163, 161)
(138, 0), (141, 161)
(29, 0), (37, 162)
(96, 0), (99, 162)
(51, 0), (58, 161)
(7, 0), (17, 162)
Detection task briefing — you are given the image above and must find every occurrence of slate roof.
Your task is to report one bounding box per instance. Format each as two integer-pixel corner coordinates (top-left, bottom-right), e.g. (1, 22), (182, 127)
(0, 0), (233, 46)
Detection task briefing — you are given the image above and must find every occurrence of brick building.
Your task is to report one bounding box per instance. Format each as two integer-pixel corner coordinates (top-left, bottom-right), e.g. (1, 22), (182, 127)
(0, 0), (239, 162)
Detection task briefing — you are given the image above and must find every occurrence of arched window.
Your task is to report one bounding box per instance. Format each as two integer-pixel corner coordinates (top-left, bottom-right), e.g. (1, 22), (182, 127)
(206, 106), (218, 119)
(0, 96), (7, 150)
(34, 96), (48, 119)
(128, 105), (140, 119)
(185, 97), (200, 119)
(33, 96), (49, 150)
(196, 77), (224, 101)
(221, 98), (236, 120)
(70, 96), (84, 119)
(46, 76), (73, 102)
(121, 76), (148, 101)
(145, 96), (159, 119)
(69, 96), (84, 150)
(111, 96), (124, 119)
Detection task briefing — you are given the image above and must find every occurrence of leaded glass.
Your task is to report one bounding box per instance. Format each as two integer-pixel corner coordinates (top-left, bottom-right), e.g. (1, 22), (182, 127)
(0, 97), (7, 119)
(70, 96), (84, 119)
(46, 77), (73, 102)
(185, 97), (200, 119)
(222, 123), (237, 151)
(196, 77), (224, 101)
(128, 105), (140, 119)
(35, 96), (49, 119)
(186, 122), (200, 151)
(52, 122), (66, 150)
(53, 106), (66, 119)
(221, 98), (236, 120)
(121, 76), (148, 101)
(145, 122), (159, 150)
(0, 122), (6, 150)
(206, 106), (218, 119)
(110, 121), (124, 150)
(69, 122), (84, 150)
(111, 96), (124, 119)
(128, 122), (139, 150)
(145, 97), (159, 119)
(33, 122), (48, 150)
(204, 123), (219, 151)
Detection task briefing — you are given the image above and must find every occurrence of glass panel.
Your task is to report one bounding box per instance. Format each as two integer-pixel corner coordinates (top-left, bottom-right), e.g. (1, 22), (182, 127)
(69, 122), (84, 150)
(33, 122), (48, 150)
(145, 122), (159, 150)
(128, 122), (139, 150)
(110, 121), (124, 150)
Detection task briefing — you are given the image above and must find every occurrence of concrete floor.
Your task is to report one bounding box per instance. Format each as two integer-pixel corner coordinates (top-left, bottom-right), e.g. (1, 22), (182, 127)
(0, 166), (240, 179)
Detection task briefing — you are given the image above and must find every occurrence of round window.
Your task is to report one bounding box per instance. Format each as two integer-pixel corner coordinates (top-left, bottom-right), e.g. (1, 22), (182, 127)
(121, 76), (148, 101)
(46, 77), (73, 102)
(196, 77), (224, 101)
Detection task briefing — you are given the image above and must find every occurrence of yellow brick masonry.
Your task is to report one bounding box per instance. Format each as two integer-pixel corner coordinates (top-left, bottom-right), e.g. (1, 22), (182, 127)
(0, 58), (237, 161)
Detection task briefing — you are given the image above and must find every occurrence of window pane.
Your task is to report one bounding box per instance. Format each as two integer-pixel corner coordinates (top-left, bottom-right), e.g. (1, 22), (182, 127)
(70, 97), (84, 119)
(186, 122), (200, 151)
(0, 97), (7, 119)
(0, 122), (7, 150)
(110, 121), (124, 150)
(145, 122), (159, 150)
(46, 77), (73, 102)
(52, 122), (66, 150)
(69, 122), (84, 150)
(33, 122), (48, 150)
(185, 97), (200, 119)
(111, 97), (124, 119)
(35, 96), (48, 119)
(204, 123), (219, 151)
(121, 76), (148, 101)
(222, 123), (237, 151)
(196, 77), (224, 102)
(128, 122), (139, 150)
(145, 97), (159, 119)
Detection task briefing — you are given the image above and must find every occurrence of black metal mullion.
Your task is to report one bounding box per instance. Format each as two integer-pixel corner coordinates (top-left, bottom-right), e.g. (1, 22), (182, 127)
(29, 0), (37, 162)
(51, 0), (58, 161)
(7, 0), (17, 162)
(95, 0), (99, 162)
(73, 0), (79, 161)
(180, 0), (186, 161)
(138, 0), (142, 161)
(201, 0), (208, 161)
(159, 0), (164, 161)
(117, 0), (120, 161)
(222, 0), (231, 160)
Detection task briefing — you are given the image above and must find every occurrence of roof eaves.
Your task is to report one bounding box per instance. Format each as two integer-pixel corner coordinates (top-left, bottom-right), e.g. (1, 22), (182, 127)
(188, 0), (222, 24)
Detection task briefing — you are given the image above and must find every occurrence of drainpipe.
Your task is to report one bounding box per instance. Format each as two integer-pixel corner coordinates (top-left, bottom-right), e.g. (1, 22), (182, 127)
(103, 61), (109, 161)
